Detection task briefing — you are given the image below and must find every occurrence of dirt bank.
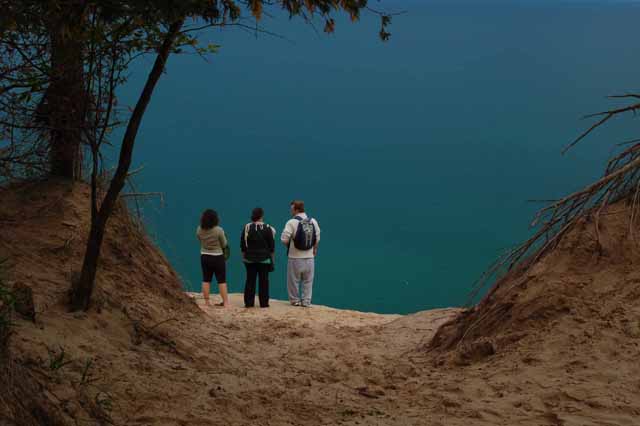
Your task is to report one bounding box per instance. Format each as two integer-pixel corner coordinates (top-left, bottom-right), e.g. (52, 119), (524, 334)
(1, 181), (639, 426)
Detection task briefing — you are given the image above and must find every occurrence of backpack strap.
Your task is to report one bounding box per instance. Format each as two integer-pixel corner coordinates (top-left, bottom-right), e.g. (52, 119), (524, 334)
(242, 222), (251, 247)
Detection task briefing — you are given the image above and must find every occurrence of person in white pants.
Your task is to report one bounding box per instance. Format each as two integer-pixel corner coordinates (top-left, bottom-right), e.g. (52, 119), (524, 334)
(280, 200), (321, 307)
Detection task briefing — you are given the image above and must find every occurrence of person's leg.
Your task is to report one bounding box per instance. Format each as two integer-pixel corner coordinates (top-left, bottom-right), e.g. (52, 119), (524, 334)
(202, 282), (211, 306)
(201, 255), (213, 306)
(215, 256), (230, 308)
(218, 283), (230, 307)
(257, 264), (270, 308)
(244, 263), (258, 307)
(287, 259), (301, 305)
(301, 259), (315, 307)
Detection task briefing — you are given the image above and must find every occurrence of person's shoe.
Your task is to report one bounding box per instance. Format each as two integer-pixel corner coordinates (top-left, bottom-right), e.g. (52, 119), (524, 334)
(291, 301), (301, 306)
(301, 301), (311, 308)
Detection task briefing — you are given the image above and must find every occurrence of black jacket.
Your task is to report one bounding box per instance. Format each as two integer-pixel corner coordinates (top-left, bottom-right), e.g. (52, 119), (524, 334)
(240, 223), (275, 262)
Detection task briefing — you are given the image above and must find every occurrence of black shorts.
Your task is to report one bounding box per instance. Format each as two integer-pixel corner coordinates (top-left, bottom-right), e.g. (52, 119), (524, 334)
(201, 254), (226, 283)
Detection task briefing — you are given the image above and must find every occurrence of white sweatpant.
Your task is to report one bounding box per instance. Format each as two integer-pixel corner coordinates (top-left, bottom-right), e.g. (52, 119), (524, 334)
(287, 258), (315, 305)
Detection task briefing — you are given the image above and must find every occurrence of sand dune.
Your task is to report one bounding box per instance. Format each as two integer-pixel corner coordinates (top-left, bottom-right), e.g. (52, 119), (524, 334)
(2, 181), (640, 425)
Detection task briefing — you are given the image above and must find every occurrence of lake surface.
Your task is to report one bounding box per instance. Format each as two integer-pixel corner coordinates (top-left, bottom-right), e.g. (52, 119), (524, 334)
(118, 0), (640, 314)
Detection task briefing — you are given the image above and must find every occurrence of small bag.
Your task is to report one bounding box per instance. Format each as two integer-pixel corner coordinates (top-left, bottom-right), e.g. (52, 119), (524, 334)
(222, 245), (231, 261)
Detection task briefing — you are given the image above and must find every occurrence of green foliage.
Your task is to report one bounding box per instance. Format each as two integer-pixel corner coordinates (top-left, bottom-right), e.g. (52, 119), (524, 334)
(47, 346), (72, 372)
(0, 0), (392, 180)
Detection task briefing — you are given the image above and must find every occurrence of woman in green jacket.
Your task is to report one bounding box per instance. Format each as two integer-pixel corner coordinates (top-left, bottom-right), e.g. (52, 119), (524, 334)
(196, 209), (230, 307)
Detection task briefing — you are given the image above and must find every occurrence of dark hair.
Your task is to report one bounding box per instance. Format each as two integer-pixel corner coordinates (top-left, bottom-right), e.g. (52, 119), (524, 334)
(290, 200), (305, 213)
(200, 209), (219, 229)
(251, 207), (264, 222)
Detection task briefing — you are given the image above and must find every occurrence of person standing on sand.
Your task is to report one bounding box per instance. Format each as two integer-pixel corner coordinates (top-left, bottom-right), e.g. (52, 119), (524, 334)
(197, 209), (230, 308)
(240, 207), (276, 308)
(281, 200), (320, 307)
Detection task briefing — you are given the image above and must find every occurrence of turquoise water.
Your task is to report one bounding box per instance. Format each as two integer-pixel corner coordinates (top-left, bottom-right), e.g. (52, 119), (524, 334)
(118, 1), (640, 314)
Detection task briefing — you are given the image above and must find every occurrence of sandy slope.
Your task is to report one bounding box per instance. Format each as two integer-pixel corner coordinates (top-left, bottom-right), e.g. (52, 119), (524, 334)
(9, 290), (459, 426)
(1, 181), (463, 425)
(184, 293), (459, 426)
(2, 181), (640, 426)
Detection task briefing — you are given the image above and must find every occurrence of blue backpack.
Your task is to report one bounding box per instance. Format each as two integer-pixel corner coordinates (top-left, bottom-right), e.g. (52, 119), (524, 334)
(292, 216), (317, 250)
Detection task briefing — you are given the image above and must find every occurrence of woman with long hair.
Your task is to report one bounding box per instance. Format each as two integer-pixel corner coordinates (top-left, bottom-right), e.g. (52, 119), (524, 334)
(197, 209), (230, 307)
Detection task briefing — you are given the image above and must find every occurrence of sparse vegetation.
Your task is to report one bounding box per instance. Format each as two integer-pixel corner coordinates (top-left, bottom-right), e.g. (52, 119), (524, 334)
(46, 346), (72, 372)
(80, 357), (95, 385)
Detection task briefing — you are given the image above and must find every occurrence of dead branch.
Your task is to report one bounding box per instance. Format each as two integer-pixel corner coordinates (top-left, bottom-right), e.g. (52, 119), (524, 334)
(563, 96), (640, 154)
(145, 317), (178, 332)
(119, 192), (164, 207)
(126, 165), (145, 177)
(468, 93), (640, 309)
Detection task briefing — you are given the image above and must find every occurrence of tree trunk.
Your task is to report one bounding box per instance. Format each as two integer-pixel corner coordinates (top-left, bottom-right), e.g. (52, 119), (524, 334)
(69, 219), (105, 311)
(47, 2), (86, 180)
(69, 19), (185, 311)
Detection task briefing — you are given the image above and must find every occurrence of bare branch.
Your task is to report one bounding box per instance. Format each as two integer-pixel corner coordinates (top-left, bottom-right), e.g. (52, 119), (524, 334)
(563, 96), (640, 154)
